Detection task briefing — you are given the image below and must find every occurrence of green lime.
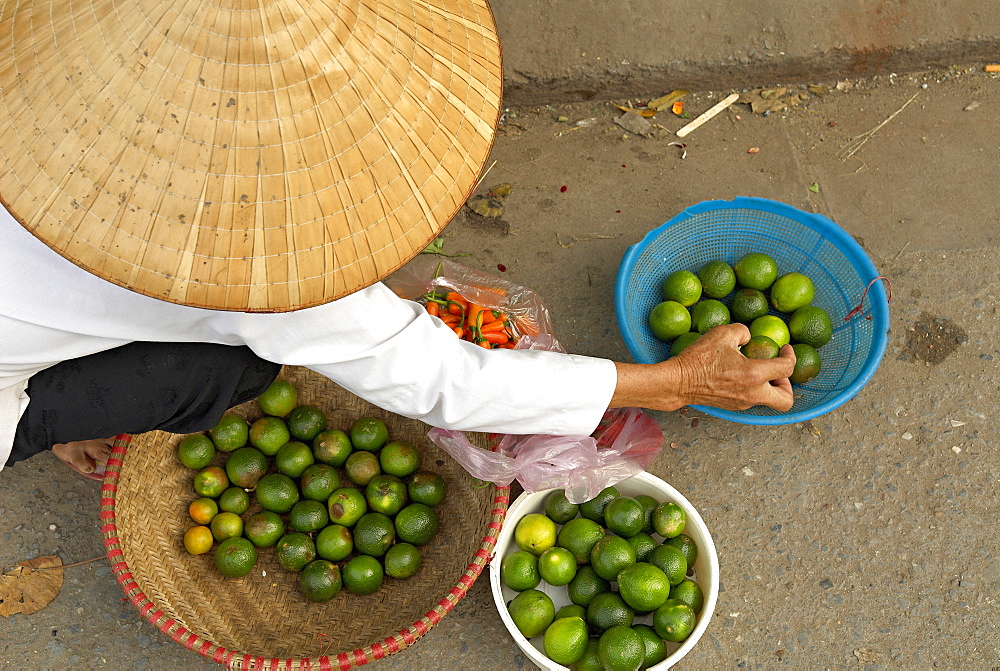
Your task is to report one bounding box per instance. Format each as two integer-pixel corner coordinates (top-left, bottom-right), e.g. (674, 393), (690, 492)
(734, 252), (779, 290)
(634, 494), (658, 534)
(507, 588), (555, 639)
(566, 565), (610, 607)
(664, 533), (699, 568)
(366, 474), (409, 516)
(587, 591), (635, 633)
(603, 496), (645, 538)
(214, 537), (257, 579)
(379, 440), (420, 478)
(537, 546), (578, 586)
(690, 298), (731, 334)
(327, 487), (368, 527)
(648, 301), (691, 343)
(315, 524), (354, 562)
(788, 305), (833, 348)
(244, 510), (285, 548)
(790, 342), (822, 384)
(670, 578), (706, 614)
(653, 598), (697, 643)
(543, 616), (589, 666)
(652, 501), (687, 538)
(697, 260), (736, 299)
(669, 331), (700, 357)
(627, 532), (659, 562)
(660, 269), (702, 307)
(749, 314), (791, 348)
(350, 416), (389, 452)
(275, 440), (314, 478)
(597, 625), (645, 671)
(578, 486), (620, 523)
(648, 544), (687, 586)
(344, 450), (381, 487)
(248, 416), (290, 456)
(312, 429), (353, 467)
(730, 287), (771, 324)
(299, 559), (341, 603)
(192, 465), (229, 498)
(209, 414), (250, 452)
(255, 473), (300, 514)
(557, 516), (606, 565)
(275, 532), (316, 572)
(289, 499), (329, 533)
(384, 542), (422, 579)
(590, 534), (637, 582)
(255, 379), (298, 418)
(555, 604), (588, 621)
(299, 463), (340, 502)
(224, 446), (268, 488)
(177, 434), (216, 470)
(770, 272), (815, 313)
(574, 639), (602, 671)
(407, 471), (446, 506)
(617, 562), (672, 612)
(218, 486), (250, 515)
(633, 623), (669, 668)
(287, 404), (327, 442)
(514, 513), (557, 556)
(741, 334), (780, 359)
(353, 511), (396, 557)
(342, 554), (384, 595)
(501, 550), (542, 592)
(394, 503), (439, 546)
(543, 489), (579, 524)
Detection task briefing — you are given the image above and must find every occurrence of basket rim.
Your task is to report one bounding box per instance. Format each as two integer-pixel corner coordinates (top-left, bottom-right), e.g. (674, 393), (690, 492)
(100, 433), (510, 670)
(614, 196), (890, 426)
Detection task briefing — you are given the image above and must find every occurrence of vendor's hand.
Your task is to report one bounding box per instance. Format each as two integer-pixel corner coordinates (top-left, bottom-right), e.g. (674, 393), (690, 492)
(610, 323), (796, 413)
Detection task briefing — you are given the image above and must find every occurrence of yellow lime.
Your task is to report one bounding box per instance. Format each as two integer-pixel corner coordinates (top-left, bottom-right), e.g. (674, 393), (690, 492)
(214, 537), (257, 578)
(209, 414), (250, 452)
(508, 588), (555, 638)
(648, 301), (691, 343)
(255, 379), (297, 418)
(177, 434), (216, 470)
(790, 343), (822, 384)
(501, 550), (542, 592)
(543, 616), (589, 666)
(188, 497), (218, 526)
(788, 305), (833, 348)
(690, 299), (731, 334)
(537, 546), (578, 586)
(697, 260), (736, 298)
(770, 272), (815, 313)
(734, 252), (779, 290)
(183, 525), (214, 555)
(617, 562), (671, 612)
(749, 314), (791, 348)
(741, 334), (780, 359)
(342, 554), (384, 595)
(660, 270), (702, 307)
(514, 513), (557, 556)
(299, 559), (341, 603)
(653, 598), (697, 643)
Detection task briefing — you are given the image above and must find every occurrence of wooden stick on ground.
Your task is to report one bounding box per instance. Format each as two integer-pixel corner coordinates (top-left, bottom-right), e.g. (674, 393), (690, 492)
(676, 93), (740, 138)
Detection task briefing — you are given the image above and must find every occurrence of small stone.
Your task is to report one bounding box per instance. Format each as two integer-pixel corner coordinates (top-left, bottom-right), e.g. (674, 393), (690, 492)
(902, 432), (913, 440)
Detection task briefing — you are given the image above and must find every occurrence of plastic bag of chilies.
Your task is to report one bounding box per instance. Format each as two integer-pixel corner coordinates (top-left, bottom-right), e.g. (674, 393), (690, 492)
(385, 256), (663, 504)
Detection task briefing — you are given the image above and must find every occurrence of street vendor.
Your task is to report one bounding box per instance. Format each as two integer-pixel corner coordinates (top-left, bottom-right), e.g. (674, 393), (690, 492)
(0, 0), (794, 479)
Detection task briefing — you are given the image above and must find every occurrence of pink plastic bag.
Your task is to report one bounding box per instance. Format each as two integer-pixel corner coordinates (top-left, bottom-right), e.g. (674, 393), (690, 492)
(387, 257), (664, 503)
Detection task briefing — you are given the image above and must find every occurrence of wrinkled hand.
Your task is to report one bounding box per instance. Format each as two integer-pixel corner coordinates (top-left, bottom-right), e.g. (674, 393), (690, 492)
(611, 323), (796, 413)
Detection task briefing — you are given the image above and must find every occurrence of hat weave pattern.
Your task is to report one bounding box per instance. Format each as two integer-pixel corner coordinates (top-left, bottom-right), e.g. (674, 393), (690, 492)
(0, 0), (502, 311)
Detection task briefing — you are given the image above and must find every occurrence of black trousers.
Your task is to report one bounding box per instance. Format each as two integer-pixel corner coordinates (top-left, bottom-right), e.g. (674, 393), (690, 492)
(8, 341), (281, 466)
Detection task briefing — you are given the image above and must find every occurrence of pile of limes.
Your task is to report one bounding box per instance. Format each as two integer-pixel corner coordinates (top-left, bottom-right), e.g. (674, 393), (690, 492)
(501, 486), (705, 669)
(649, 252), (833, 384)
(178, 379), (446, 603)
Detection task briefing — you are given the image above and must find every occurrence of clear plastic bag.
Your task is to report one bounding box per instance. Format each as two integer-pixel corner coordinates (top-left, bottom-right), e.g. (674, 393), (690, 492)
(387, 256), (664, 504)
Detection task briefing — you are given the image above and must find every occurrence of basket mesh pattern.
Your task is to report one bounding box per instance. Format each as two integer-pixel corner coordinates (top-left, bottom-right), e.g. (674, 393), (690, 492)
(615, 197), (889, 424)
(101, 366), (509, 669)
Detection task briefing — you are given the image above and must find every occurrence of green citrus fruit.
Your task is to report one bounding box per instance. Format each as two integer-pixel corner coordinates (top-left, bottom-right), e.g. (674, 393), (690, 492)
(224, 446), (268, 488)
(790, 343), (822, 384)
(342, 554), (384, 595)
(384, 542), (422, 579)
(210, 511), (244, 541)
(653, 598), (697, 642)
(555, 604), (588, 621)
(648, 301), (691, 343)
(741, 334), (780, 359)
(730, 287), (770, 324)
(378, 440), (420, 478)
(660, 270), (702, 307)
(566, 565), (610, 607)
(670, 578), (706, 614)
(537, 546), (578, 586)
(214, 537), (257, 578)
(788, 305), (833, 348)
(597, 625), (645, 671)
(749, 314), (791, 348)
(312, 429), (353, 467)
(501, 550), (542, 592)
(218, 487), (250, 515)
(652, 501), (687, 538)
(177, 434), (216, 470)
(579, 486), (620, 523)
(507, 588), (555, 638)
(697, 260), (736, 298)
(275, 440), (314, 478)
(543, 489), (579, 524)
(255, 473), (300, 513)
(770, 272), (815, 313)
(617, 562), (672, 612)
(289, 499), (329, 533)
(192, 465), (229, 498)
(557, 516), (606, 565)
(287, 404), (327, 442)
(344, 450), (381, 486)
(514, 513), (557, 556)
(248, 416), (290, 456)
(209, 414), (250, 452)
(300, 463), (339, 502)
(633, 623), (669, 668)
(590, 534), (637, 582)
(327, 487), (368, 527)
(366, 474), (409, 516)
(394, 503), (439, 546)
(350, 416), (389, 452)
(691, 298), (731, 334)
(634, 494), (658, 534)
(275, 532), (316, 572)
(574, 639), (602, 671)
(353, 512), (396, 557)
(587, 591), (635, 633)
(648, 544), (687, 586)
(664, 533), (699, 568)
(627, 531), (659, 562)
(734, 252), (779, 290)
(669, 331), (700, 357)
(407, 471), (446, 507)
(315, 524), (354, 562)
(243, 510), (285, 548)
(543, 616), (589, 666)
(255, 379), (298, 418)
(188, 497), (218, 525)
(299, 559), (341, 603)
(603, 496), (645, 538)
(183, 525), (214, 555)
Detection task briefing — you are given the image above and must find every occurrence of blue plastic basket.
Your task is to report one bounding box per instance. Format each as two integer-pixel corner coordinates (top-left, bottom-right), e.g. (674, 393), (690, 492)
(614, 197), (890, 425)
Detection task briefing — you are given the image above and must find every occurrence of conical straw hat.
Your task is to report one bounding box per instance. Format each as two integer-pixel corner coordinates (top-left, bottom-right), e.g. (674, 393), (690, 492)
(0, 0), (502, 311)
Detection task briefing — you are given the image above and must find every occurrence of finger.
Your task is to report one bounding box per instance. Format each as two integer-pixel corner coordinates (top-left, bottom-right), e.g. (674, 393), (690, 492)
(763, 377), (795, 411)
(706, 322), (751, 348)
(754, 345), (797, 379)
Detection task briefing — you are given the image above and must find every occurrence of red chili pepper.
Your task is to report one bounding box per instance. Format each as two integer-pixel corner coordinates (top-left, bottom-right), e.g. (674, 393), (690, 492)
(479, 319), (509, 334)
(425, 301), (439, 317)
(482, 331), (509, 345)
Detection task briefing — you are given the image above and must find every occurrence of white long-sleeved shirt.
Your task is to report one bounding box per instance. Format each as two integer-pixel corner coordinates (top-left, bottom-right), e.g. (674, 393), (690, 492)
(0, 207), (617, 469)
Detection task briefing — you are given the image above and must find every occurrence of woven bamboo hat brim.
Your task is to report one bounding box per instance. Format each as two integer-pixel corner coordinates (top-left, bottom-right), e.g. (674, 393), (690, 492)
(0, 0), (502, 312)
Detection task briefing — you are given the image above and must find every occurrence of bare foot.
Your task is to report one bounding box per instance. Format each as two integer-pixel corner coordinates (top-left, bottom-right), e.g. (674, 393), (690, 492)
(52, 438), (114, 476)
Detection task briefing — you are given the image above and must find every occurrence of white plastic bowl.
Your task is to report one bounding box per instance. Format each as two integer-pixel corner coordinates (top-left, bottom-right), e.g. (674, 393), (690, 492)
(490, 472), (719, 669)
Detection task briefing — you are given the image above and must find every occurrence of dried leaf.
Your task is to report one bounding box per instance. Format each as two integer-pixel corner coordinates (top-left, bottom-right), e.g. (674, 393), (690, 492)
(0, 555), (63, 616)
(466, 194), (505, 218)
(488, 183), (514, 199)
(760, 87), (786, 100)
(808, 84), (831, 96)
(647, 89), (689, 111)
